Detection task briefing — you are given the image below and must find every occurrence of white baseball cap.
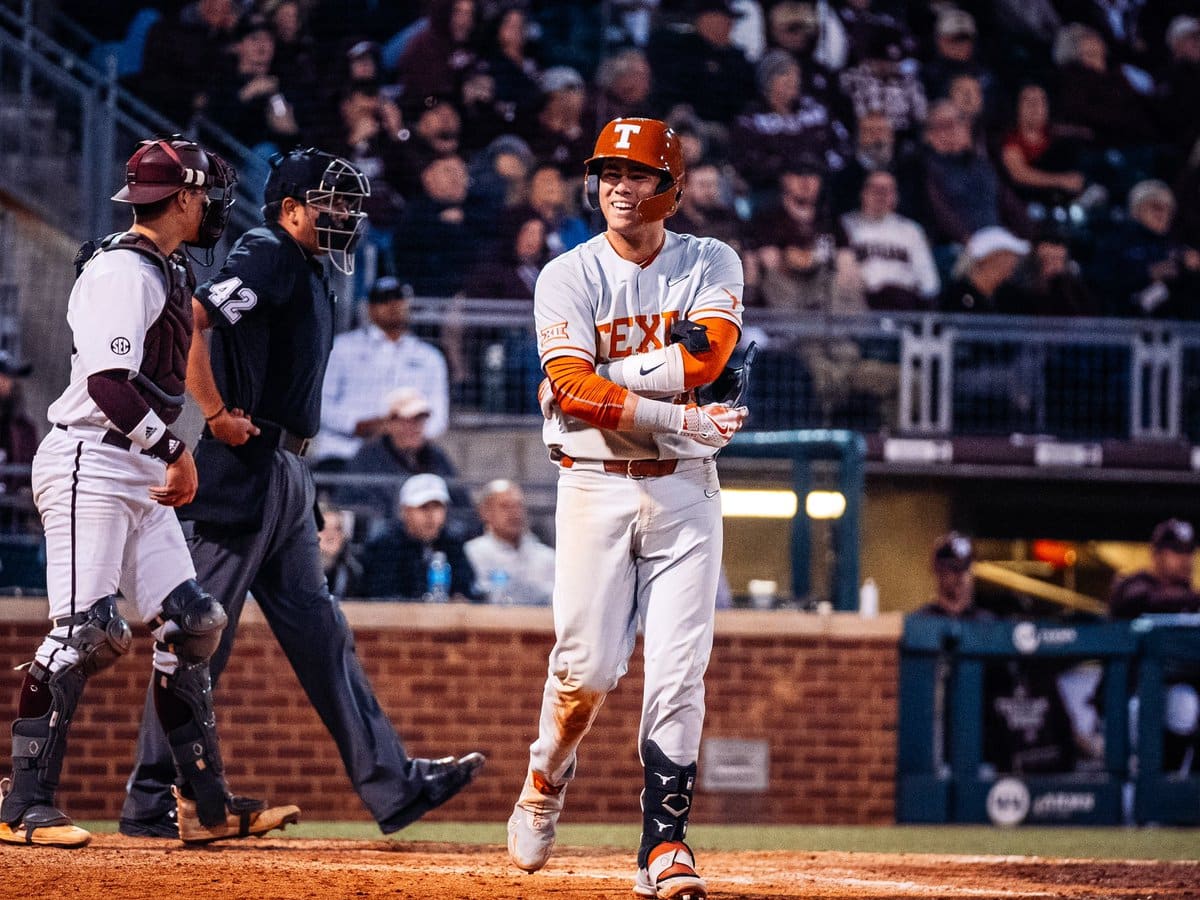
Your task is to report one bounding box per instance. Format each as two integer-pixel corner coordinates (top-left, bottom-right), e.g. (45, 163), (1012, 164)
(384, 385), (432, 420)
(964, 226), (1030, 262)
(1166, 15), (1200, 49)
(399, 473), (450, 508)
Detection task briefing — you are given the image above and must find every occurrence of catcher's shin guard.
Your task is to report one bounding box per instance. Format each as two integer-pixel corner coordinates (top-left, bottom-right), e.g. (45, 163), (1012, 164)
(637, 740), (697, 869)
(1, 596), (131, 826)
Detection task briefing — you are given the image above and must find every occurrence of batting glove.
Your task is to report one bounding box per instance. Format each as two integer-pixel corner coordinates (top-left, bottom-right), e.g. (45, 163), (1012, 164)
(679, 402), (747, 449)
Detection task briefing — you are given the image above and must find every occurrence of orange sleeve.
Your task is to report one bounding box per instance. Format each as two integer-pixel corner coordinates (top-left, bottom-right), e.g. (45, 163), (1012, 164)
(545, 356), (628, 431)
(680, 317), (740, 389)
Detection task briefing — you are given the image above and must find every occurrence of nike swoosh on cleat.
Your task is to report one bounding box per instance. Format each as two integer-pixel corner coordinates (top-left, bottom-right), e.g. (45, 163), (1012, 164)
(640, 362), (665, 376)
(704, 489), (719, 499)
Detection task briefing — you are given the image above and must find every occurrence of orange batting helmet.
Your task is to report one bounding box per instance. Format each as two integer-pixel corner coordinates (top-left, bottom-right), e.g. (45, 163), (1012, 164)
(584, 117), (685, 222)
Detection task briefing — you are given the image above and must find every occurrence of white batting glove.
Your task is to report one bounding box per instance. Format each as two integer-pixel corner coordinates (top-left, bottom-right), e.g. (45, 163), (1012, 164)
(679, 402), (747, 448)
(537, 377), (557, 420)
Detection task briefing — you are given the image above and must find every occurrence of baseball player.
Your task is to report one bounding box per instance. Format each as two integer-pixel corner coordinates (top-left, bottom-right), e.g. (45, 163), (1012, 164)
(0, 137), (299, 848)
(507, 118), (747, 900)
(119, 148), (484, 839)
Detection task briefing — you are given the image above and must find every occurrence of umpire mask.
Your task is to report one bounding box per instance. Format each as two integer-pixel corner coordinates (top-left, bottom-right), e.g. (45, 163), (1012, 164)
(308, 156), (370, 275)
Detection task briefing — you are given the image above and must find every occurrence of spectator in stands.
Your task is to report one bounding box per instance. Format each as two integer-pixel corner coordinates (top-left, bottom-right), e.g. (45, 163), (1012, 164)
(506, 163), (591, 258)
(318, 502), (364, 601)
(0, 351), (36, 531)
(831, 108), (897, 214)
(136, 0), (239, 123)
(394, 0), (478, 105)
(1157, 16), (1200, 163)
(764, 1), (845, 115)
(594, 47), (656, 123)
(837, 22), (927, 150)
(264, 0), (319, 130)
(921, 8), (996, 111)
(841, 170), (939, 310)
(670, 160), (744, 248)
(730, 50), (850, 199)
(1090, 179), (1200, 318)
(1052, 23), (1160, 155)
(360, 474), (479, 601)
(393, 154), (485, 296)
(749, 161), (849, 273)
(393, 96), (464, 198)
(1108, 518), (1200, 773)
(945, 73), (989, 151)
(998, 83), (1088, 207)
(477, 3), (542, 127)
(205, 13), (300, 150)
(465, 213), (550, 300)
(317, 276), (450, 463)
(465, 479), (555, 606)
(1002, 226), (1097, 316)
(914, 532), (992, 619)
(338, 386), (473, 533)
(647, 0), (756, 125)
(940, 226), (1028, 314)
(918, 100), (1027, 252)
(520, 66), (592, 172)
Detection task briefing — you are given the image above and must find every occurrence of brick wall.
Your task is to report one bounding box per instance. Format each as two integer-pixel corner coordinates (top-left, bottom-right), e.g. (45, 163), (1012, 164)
(0, 601), (899, 825)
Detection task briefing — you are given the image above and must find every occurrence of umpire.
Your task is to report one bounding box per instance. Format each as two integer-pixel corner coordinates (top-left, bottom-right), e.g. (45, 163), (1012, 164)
(120, 148), (484, 837)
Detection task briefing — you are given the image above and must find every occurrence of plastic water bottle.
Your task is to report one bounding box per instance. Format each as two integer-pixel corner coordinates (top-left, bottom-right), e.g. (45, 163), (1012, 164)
(859, 577), (879, 619)
(487, 568), (513, 606)
(425, 551), (451, 603)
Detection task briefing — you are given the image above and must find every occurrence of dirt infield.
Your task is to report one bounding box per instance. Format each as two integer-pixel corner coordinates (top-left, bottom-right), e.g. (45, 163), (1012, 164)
(4, 836), (1197, 900)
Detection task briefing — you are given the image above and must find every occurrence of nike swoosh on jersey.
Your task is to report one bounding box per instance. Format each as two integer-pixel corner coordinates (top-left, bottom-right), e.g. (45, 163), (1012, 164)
(704, 489), (719, 499)
(668, 275), (689, 286)
(640, 362), (665, 376)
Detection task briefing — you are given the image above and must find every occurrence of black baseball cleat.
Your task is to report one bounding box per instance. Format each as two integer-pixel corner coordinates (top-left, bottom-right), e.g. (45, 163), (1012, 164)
(379, 752), (486, 834)
(118, 807), (178, 838)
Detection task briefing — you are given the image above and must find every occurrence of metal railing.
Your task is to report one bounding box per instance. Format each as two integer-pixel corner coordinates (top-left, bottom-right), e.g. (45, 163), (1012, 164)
(403, 299), (1200, 443)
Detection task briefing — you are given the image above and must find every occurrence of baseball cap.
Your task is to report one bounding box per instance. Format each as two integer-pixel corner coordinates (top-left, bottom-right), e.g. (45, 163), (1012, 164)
(964, 226), (1030, 263)
(933, 532), (973, 572)
(0, 350), (31, 378)
(385, 386), (432, 420)
(540, 66), (585, 94)
(1166, 15), (1200, 49)
(771, 2), (818, 32)
(368, 276), (412, 303)
(262, 148), (335, 205)
(235, 12), (272, 40)
(936, 8), (976, 38)
(1151, 518), (1196, 553)
(399, 473), (450, 508)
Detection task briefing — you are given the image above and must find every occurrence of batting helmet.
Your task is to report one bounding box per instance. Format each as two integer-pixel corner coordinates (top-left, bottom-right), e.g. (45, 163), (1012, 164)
(112, 137), (214, 205)
(584, 117), (685, 223)
(264, 148), (370, 275)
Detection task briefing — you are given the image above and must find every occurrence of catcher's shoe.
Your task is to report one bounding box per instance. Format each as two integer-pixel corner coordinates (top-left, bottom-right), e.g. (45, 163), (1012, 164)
(507, 769), (568, 873)
(633, 841), (707, 900)
(379, 752), (487, 834)
(173, 787), (300, 844)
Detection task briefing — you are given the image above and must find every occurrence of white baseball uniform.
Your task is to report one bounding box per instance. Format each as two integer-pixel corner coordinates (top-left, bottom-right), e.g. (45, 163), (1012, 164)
(34, 248), (193, 672)
(526, 229), (743, 783)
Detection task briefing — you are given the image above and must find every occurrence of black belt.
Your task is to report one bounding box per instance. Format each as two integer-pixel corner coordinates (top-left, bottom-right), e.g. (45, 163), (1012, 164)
(55, 423), (154, 456)
(252, 420), (311, 457)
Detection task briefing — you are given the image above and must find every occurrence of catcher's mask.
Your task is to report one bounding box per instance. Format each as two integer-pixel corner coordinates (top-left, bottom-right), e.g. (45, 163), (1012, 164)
(264, 148), (371, 274)
(113, 136), (235, 249)
(584, 117), (685, 223)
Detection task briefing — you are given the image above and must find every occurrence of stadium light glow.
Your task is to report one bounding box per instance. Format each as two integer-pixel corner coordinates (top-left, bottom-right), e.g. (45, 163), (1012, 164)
(720, 489), (798, 518)
(804, 490), (847, 520)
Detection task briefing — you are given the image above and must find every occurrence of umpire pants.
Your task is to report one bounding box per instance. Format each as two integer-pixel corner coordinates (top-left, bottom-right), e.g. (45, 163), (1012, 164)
(122, 449), (423, 828)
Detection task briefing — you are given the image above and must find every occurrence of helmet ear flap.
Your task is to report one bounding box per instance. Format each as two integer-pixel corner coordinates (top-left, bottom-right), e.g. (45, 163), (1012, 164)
(583, 172), (601, 212)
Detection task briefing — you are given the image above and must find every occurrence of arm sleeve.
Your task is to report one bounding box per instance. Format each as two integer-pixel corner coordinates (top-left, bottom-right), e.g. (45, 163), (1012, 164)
(86, 370), (183, 462)
(680, 317), (740, 388)
(544, 356), (628, 431)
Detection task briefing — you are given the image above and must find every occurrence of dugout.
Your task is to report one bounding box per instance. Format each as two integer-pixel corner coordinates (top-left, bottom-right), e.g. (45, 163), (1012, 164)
(897, 616), (1136, 826)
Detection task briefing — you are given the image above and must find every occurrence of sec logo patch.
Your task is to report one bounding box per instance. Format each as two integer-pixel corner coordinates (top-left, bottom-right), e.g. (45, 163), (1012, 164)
(110, 337), (132, 355)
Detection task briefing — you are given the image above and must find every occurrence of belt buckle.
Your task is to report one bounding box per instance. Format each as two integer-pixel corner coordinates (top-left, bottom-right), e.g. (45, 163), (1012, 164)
(626, 460), (645, 479)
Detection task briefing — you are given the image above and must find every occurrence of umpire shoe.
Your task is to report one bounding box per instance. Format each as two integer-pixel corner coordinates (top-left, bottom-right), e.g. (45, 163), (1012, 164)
(379, 753), (487, 834)
(507, 769), (568, 873)
(118, 806), (178, 838)
(0, 784), (90, 848)
(173, 787), (301, 844)
(633, 841), (707, 900)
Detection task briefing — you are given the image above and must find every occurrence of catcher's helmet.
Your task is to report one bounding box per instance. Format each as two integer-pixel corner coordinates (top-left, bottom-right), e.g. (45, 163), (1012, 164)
(584, 117), (685, 222)
(113, 137), (214, 205)
(264, 148), (370, 275)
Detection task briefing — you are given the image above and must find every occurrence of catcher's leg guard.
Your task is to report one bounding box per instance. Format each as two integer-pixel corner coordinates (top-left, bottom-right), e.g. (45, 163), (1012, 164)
(637, 739), (697, 869)
(151, 579), (233, 828)
(1, 596), (131, 831)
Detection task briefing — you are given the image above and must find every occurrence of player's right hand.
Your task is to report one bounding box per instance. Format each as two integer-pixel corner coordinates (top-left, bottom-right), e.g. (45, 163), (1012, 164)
(151, 448), (198, 507)
(209, 407), (261, 446)
(679, 402), (747, 449)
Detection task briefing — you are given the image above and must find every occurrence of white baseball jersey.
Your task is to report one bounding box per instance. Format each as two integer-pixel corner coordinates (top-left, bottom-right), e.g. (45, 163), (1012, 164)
(840, 210), (940, 300)
(535, 230), (744, 460)
(47, 250), (175, 429)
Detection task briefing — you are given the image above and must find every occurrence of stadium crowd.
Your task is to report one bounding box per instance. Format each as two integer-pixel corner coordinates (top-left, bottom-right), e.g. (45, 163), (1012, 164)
(59, 0), (1200, 320)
